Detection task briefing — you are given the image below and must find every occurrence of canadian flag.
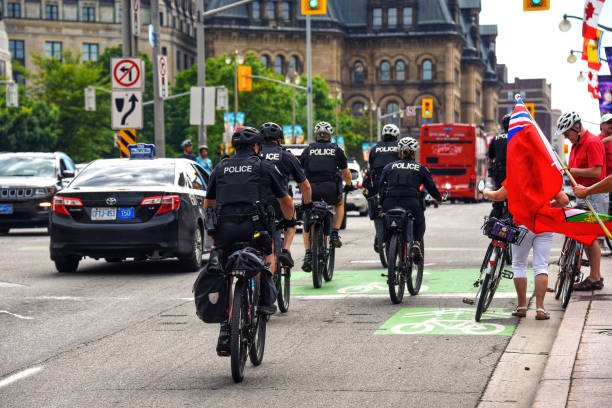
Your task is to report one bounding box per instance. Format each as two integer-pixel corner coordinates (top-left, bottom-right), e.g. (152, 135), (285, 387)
(588, 69), (601, 99)
(583, 0), (607, 40)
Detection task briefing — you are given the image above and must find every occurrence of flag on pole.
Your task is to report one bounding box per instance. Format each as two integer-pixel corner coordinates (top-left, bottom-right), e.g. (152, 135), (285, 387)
(583, 0), (607, 40)
(582, 29), (603, 71)
(505, 96), (612, 245)
(588, 69), (602, 99)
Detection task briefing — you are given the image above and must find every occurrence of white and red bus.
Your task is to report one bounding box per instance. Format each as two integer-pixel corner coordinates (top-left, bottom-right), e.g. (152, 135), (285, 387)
(419, 123), (488, 202)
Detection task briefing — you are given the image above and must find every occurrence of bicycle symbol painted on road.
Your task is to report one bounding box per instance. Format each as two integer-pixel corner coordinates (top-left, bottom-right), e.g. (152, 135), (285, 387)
(338, 282), (430, 294)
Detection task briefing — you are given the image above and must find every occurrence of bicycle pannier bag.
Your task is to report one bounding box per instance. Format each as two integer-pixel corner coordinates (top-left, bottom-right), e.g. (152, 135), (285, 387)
(193, 268), (228, 323)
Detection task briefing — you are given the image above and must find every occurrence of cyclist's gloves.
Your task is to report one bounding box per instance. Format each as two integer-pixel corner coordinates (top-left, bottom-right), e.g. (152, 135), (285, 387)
(302, 202), (313, 212)
(277, 217), (298, 231)
(343, 184), (356, 193)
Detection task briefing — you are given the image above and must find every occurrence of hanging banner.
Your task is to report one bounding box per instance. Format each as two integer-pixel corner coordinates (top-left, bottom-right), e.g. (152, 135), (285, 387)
(362, 142), (375, 161)
(223, 112), (245, 136)
(282, 125), (304, 144)
(582, 29), (603, 71)
(583, 0), (607, 40)
(332, 135), (345, 150)
(598, 75), (612, 113)
(605, 47), (612, 73)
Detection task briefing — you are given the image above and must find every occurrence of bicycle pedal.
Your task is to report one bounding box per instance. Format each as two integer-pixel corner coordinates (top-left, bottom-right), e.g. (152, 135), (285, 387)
(472, 279), (481, 288)
(380, 273), (387, 277)
(462, 297), (475, 305)
(501, 270), (514, 279)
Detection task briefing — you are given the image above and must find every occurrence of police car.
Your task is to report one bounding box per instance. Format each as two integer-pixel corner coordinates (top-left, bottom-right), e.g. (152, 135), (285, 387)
(49, 144), (212, 273)
(345, 160), (367, 216)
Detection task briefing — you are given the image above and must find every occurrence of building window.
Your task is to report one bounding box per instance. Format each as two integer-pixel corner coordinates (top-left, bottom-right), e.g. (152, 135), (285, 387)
(260, 54), (270, 69)
(45, 4), (59, 20)
(281, 2), (290, 21)
(0, 61), (5, 79)
(267, 1), (275, 19)
(176, 51), (181, 70)
(162, 46), (167, 56)
(252, 2), (260, 19)
(403, 7), (413, 27)
(386, 102), (400, 126)
(9, 40), (25, 66)
(289, 55), (299, 74)
(455, 69), (459, 83)
(82, 7), (96, 22)
(352, 102), (365, 117)
(184, 54), (188, 69)
(7, 3), (21, 18)
(476, 90), (481, 105)
(388, 8), (397, 28)
(373, 8), (382, 28)
(395, 60), (405, 81)
(160, 12), (164, 26)
(455, 111), (460, 123)
(82, 43), (99, 62)
(380, 60), (390, 82)
(45, 41), (62, 60)
(506, 106), (513, 115)
(422, 59), (433, 81)
(172, 16), (176, 28)
(354, 61), (365, 84)
(274, 55), (284, 75)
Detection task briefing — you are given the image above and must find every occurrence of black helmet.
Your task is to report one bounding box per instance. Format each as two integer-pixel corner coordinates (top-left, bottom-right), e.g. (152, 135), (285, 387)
(260, 122), (284, 142)
(502, 114), (511, 133)
(231, 126), (263, 148)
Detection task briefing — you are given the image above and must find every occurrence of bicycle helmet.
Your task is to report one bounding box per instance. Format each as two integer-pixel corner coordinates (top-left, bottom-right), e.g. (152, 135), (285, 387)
(231, 126), (263, 148)
(260, 122), (284, 142)
(314, 121), (333, 140)
(398, 137), (419, 153)
(382, 124), (400, 139)
(501, 114), (511, 133)
(181, 139), (192, 148)
(556, 111), (581, 136)
(198, 144), (208, 152)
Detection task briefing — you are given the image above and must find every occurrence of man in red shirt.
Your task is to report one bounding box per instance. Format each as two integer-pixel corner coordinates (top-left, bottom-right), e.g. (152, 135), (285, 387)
(600, 114), (612, 212)
(557, 111), (607, 290)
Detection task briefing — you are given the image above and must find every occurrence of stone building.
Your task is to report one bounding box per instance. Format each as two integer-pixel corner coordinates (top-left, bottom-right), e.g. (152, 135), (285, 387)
(0, 15), (13, 81)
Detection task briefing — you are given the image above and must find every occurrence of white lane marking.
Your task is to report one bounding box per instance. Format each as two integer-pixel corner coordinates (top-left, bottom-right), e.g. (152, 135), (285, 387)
(0, 310), (34, 320)
(349, 260), (383, 264)
(0, 366), (43, 389)
(293, 292), (527, 300)
(0, 281), (26, 288)
(35, 296), (130, 301)
(424, 263), (436, 267)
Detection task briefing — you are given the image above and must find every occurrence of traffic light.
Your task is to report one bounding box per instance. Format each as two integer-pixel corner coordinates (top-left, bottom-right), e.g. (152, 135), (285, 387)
(523, 0), (549, 11)
(421, 98), (433, 119)
(301, 0), (327, 15)
(237, 65), (252, 92)
(525, 102), (535, 118)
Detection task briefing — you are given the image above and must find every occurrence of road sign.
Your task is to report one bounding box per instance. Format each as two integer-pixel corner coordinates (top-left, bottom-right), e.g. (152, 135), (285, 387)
(216, 87), (228, 111)
(148, 24), (157, 46)
(112, 91), (143, 130)
(128, 143), (155, 158)
(189, 87), (216, 126)
(85, 87), (96, 111)
(6, 83), (18, 107)
(111, 58), (144, 90)
(118, 129), (137, 157)
(131, 0), (140, 37)
(157, 55), (168, 99)
(405, 106), (417, 116)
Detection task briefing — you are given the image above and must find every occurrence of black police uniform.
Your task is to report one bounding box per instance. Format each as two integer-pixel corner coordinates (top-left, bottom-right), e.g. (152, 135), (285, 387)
(488, 133), (508, 218)
(368, 137), (399, 195)
(379, 158), (441, 243)
(206, 150), (287, 254)
(299, 140), (348, 206)
(178, 153), (197, 161)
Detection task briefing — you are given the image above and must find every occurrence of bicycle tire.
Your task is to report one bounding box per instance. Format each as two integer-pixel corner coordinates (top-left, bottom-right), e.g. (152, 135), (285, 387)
(479, 242), (495, 275)
(311, 224), (323, 289)
(248, 314), (266, 366)
(324, 239), (335, 282)
(407, 241), (424, 295)
(484, 246), (505, 310)
(561, 241), (581, 309)
(276, 266), (290, 313)
(378, 239), (388, 267)
(387, 233), (405, 304)
(230, 281), (247, 383)
(555, 237), (571, 300)
(475, 247), (501, 322)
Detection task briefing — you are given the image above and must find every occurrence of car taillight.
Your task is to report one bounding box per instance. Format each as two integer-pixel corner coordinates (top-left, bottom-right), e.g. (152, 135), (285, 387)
(52, 196), (83, 215)
(140, 195), (180, 215)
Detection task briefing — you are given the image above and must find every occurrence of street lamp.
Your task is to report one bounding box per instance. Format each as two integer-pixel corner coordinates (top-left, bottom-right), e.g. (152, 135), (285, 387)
(559, 14), (612, 33)
(567, 50), (578, 64)
(226, 50), (243, 131)
(577, 71), (586, 82)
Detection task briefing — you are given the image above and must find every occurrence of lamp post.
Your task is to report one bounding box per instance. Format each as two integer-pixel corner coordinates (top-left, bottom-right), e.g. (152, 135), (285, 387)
(559, 14), (612, 32)
(368, 99), (376, 146)
(577, 71), (586, 82)
(226, 50), (243, 130)
(285, 68), (300, 143)
(566, 49), (608, 64)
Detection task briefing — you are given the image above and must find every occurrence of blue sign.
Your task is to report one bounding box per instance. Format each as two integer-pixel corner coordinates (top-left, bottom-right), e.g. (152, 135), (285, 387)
(128, 143), (155, 158)
(148, 25), (157, 46)
(332, 135), (345, 149)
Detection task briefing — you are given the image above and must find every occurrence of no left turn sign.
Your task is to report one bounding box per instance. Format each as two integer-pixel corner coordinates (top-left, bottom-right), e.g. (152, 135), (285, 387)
(111, 58), (144, 90)
(158, 55), (168, 99)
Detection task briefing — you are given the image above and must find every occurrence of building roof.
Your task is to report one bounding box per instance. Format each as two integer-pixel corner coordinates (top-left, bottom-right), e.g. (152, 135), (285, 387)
(417, 0), (455, 27)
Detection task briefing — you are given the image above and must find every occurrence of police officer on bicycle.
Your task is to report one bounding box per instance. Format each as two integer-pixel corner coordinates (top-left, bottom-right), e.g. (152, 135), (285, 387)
(379, 137), (441, 260)
(488, 114), (510, 218)
(260, 122), (312, 268)
(204, 126), (294, 356)
(300, 121), (353, 272)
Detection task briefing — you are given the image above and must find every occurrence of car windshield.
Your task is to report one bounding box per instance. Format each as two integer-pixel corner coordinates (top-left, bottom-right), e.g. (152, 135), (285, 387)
(0, 156), (56, 177)
(71, 161), (175, 188)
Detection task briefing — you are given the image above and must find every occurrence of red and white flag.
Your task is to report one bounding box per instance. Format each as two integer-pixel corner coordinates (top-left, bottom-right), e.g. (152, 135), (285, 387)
(583, 0), (606, 40)
(588, 69), (601, 99)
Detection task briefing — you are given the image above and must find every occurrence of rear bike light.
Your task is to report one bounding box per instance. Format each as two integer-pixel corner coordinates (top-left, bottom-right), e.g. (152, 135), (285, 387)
(140, 195), (180, 215)
(52, 196), (83, 215)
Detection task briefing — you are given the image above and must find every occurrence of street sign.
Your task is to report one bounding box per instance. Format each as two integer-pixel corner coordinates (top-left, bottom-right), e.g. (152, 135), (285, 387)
(405, 106), (417, 116)
(131, 0), (140, 37)
(85, 87), (96, 111)
(6, 83), (18, 107)
(111, 58), (144, 90)
(216, 87), (228, 110)
(157, 55), (168, 99)
(118, 129), (137, 157)
(128, 143), (155, 158)
(148, 24), (157, 46)
(189, 87), (216, 126)
(111, 91), (143, 130)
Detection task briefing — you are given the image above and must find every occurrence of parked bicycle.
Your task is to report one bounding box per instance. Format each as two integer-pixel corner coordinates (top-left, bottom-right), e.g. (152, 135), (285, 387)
(305, 201), (336, 289)
(555, 236), (584, 308)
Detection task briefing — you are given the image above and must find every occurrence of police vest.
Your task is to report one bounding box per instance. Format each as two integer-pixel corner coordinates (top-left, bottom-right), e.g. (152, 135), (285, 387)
(385, 160), (423, 198)
(304, 142), (339, 182)
(216, 155), (264, 206)
(372, 141), (399, 170)
(492, 134), (508, 164)
(261, 144), (289, 186)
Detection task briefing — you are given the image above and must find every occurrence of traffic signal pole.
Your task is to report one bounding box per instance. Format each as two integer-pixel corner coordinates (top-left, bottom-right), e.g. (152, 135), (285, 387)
(151, 0), (165, 157)
(306, 15), (313, 142)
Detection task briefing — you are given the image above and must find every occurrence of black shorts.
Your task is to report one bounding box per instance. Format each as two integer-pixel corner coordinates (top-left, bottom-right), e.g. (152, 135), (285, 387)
(311, 181), (342, 206)
(214, 220), (273, 256)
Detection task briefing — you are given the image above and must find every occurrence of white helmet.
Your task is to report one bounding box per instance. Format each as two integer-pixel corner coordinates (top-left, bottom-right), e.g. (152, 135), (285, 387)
(555, 111), (581, 136)
(382, 124), (400, 139)
(314, 121), (333, 139)
(398, 137), (419, 153)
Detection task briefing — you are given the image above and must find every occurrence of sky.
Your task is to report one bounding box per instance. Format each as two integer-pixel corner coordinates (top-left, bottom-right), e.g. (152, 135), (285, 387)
(479, 0), (612, 134)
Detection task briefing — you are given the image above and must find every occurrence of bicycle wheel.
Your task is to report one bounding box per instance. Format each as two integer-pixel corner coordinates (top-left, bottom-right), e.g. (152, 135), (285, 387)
(484, 247), (505, 310)
(277, 265), (290, 313)
(561, 241), (581, 309)
(324, 237), (335, 282)
(248, 313), (267, 366)
(555, 237), (571, 300)
(378, 238), (388, 268)
(475, 247), (502, 322)
(479, 242), (495, 274)
(387, 233), (405, 304)
(407, 241), (424, 295)
(230, 281), (248, 383)
(311, 224), (323, 289)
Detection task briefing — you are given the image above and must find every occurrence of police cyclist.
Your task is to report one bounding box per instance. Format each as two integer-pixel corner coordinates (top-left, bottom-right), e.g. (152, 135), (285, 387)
(488, 114), (510, 218)
(300, 121), (353, 272)
(260, 122), (313, 268)
(379, 137), (442, 260)
(204, 126), (294, 356)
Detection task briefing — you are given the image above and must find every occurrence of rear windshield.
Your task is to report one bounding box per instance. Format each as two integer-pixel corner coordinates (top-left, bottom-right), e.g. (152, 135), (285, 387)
(71, 161), (175, 188)
(0, 156), (56, 177)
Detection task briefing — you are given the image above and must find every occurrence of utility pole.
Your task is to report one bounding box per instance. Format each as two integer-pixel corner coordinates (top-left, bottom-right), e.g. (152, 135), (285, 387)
(306, 15), (313, 142)
(121, 0), (133, 57)
(151, 0), (165, 157)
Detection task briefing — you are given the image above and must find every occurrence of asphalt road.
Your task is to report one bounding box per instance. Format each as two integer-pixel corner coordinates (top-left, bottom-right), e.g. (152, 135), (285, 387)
(0, 203), (558, 407)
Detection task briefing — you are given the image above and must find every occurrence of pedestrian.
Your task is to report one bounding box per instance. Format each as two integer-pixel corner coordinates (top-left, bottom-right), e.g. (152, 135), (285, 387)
(178, 140), (197, 161)
(196, 144), (213, 174)
(556, 111), (608, 290)
(483, 186), (569, 320)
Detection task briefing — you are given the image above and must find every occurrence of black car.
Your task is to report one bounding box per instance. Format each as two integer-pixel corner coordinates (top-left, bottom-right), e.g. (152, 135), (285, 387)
(49, 157), (212, 273)
(0, 152), (76, 233)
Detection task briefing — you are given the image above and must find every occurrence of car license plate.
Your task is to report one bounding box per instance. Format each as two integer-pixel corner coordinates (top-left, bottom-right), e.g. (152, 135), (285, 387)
(117, 207), (135, 219)
(91, 207), (117, 221)
(0, 204), (13, 214)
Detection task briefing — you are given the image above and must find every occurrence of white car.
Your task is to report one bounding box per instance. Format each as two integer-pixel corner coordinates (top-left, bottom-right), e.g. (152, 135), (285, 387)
(345, 160), (368, 216)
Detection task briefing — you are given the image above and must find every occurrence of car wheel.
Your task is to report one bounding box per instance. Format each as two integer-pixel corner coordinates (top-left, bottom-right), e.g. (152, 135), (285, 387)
(359, 209), (368, 217)
(54, 255), (80, 273)
(179, 226), (203, 272)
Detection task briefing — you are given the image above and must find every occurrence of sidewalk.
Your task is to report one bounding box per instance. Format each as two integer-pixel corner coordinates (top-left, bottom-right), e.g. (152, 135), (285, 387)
(533, 254), (612, 407)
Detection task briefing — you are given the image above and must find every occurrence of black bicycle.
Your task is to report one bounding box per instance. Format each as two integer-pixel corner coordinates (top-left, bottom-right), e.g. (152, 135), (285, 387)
(466, 217), (526, 322)
(274, 234), (291, 313)
(368, 195), (388, 268)
(225, 245), (268, 383)
(306, 201), (335, 289)
(555, 236), (584, 308)
(383, 208), (424, 304)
